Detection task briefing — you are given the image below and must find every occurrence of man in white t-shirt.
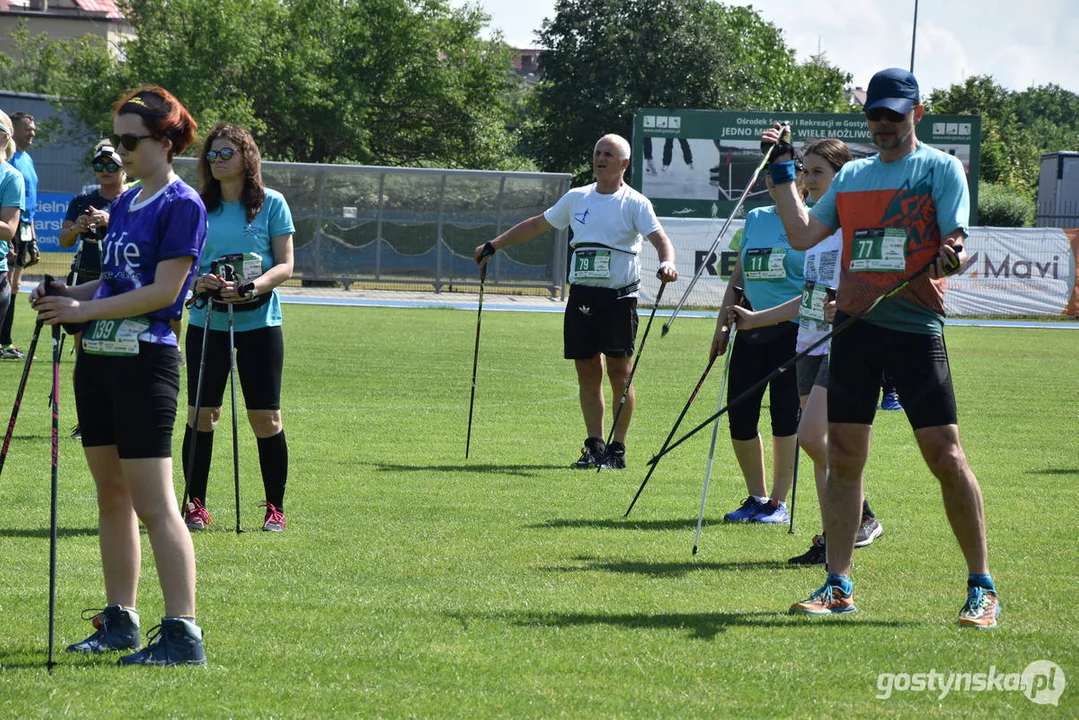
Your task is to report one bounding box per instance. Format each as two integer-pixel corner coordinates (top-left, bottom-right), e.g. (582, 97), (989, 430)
(474, 134), (678, 469)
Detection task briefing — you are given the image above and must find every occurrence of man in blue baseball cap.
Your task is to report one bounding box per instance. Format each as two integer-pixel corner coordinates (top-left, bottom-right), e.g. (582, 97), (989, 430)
(758, 69), (999, 629)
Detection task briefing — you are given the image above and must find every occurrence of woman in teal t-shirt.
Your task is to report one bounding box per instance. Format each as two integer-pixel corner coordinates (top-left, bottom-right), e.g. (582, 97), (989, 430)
(183, 124), (295, 533)
(708, 159), (807, 526)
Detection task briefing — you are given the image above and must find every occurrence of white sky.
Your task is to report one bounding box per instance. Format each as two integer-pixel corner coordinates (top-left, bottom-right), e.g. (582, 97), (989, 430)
(453, 0), (1079, 95)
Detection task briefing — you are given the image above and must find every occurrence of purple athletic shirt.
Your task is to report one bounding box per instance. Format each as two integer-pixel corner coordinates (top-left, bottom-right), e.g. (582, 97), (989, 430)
(92, 179), (207, 346)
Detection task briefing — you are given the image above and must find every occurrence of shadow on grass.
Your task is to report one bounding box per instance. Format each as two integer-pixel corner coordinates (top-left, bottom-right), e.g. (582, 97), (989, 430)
(0, 527), (98, 539)
(527, 517), (724, 531)
(542, 555), (799, 578)
(371, 462), (567, 478)
(1028, 467), (1078, 475)
(449, 610), (916, 640)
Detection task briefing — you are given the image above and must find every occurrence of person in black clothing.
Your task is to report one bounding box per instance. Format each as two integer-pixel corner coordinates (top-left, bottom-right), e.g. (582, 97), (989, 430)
(58, 140), (126, 438)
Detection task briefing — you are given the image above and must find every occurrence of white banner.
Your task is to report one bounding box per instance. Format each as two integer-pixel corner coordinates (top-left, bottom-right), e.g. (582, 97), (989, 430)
(640, 220), (1077, 317)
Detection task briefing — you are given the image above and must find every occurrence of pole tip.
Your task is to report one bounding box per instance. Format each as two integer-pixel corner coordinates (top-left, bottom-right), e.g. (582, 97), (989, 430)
(661, 324), (670, 337)
(692, 545), (698, 555)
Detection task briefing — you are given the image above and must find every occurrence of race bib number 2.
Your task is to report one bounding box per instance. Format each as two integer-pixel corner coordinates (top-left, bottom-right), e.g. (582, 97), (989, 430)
(82, 317), (152, 356)
(850, 228), (907, 271)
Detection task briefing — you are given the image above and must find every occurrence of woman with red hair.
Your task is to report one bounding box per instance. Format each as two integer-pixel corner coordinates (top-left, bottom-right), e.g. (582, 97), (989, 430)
(32, 86), (208, 666)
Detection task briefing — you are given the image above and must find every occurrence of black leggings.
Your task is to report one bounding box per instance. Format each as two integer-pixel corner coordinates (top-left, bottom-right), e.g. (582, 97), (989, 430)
(727, 322), (801, 441)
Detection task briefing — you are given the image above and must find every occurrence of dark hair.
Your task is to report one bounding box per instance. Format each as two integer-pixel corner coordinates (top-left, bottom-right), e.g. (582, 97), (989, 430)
(198, 123), (265, 223)
(112, 86), (197, 161)
(801, 138), (852, 173)
(10, 111), (34, 127)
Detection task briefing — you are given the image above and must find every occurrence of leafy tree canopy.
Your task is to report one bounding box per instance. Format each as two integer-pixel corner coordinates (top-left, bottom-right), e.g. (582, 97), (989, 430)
(523, 0), (853, 181)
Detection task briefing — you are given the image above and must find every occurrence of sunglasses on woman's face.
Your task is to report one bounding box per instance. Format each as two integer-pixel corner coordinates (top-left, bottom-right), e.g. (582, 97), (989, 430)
(205, 147), (236, 163)
(109, 133), (154, 151)
(865, 107), (908, 123)
(93, 161), (121, 173)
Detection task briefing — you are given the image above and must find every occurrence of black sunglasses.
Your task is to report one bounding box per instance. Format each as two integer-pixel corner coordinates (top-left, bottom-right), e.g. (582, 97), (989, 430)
(92, 161), (121, 173)
(866, 107), (908, 123)
(109, 133), (154, 151)
(205, 147), (236, 163)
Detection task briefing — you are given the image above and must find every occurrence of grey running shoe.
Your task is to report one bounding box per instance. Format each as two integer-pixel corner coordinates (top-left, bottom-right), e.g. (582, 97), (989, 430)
(854, 515), (883, 548)
(260, 502), (286, 532)
(118, 617), (206, 666)
(67, 605), (141, 654)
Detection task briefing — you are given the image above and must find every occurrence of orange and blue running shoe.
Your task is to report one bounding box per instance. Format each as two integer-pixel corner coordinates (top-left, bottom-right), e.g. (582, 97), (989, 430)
(789, 581), (856, 615)
(958, 586), (999, 629)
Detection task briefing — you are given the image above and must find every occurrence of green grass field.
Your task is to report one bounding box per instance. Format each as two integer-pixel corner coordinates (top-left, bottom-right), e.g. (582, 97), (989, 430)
(0, 302), (1075, 718)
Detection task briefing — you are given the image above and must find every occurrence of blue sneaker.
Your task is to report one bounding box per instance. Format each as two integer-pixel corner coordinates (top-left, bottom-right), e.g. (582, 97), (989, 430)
(118, 617), (206, 666)
(724, 496), (768, 523)
(880, 391), (903, 411)
(751, 500), (789, 524)
(959, 586), (1000, 629)
(66, 605), (141, 654)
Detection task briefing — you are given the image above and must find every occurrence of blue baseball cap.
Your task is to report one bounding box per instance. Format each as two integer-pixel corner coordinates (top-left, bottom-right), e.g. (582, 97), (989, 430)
(863, 68), (920, 115)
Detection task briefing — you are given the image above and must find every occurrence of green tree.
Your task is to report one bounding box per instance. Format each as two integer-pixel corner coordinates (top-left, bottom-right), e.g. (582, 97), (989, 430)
(41, 0), (520, 168)
(927, 76), (1079, 201)
(523, 0), (851, 180)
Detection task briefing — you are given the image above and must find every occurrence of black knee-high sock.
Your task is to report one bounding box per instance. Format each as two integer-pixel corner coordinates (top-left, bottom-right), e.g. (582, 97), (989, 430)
(181, 425), (215, 504)
(257, 430), (288, 510)
(0, 296), (14, 347)
(862, 498), (874, 519)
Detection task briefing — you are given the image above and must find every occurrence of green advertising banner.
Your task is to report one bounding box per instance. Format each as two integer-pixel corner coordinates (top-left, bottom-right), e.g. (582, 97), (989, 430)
(631, 110), (981, 221)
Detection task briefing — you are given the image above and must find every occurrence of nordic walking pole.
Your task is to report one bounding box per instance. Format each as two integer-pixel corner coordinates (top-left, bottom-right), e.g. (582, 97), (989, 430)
(692, 321), (737, 555)
(789, 407), (801, 534)
(46, 290), (61, 674)
(647, 246), (963, 467)
(39, 275), (62, 673)
(0, 310), (46, 481)
(624, 354), (715, 517)
(465, 243), (495, 458)
(599, 281), (667, 472)
(181, 296), (214, 513)
(623, 286), (745, 515)
(662, 144), (776, 338)
(226, 299), (242, 534)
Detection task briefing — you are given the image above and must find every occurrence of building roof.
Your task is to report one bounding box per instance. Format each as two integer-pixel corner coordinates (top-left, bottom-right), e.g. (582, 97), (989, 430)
(0, 0), (125, 20)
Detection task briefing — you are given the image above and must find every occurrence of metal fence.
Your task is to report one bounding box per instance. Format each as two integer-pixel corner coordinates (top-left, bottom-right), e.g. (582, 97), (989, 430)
(175, 159), (572, 297)
(1036, 200), (1079, 229)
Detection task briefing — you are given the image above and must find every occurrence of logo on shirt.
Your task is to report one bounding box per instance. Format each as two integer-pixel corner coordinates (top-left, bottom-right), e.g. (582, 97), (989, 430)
(573, 209), (590, 226)
(879, 170), (938, 252)
(577, 304), (592, 316)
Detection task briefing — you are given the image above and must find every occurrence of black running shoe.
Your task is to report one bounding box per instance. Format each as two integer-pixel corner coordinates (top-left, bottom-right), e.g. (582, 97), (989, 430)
(788, 535), (827, 566)
(574, 437), (606, 469)
(600, 442), (626, 470)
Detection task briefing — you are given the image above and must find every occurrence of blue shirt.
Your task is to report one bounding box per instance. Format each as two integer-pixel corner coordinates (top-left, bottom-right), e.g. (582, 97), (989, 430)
(10, 150), (37, 224)
(0, 162), (26, 272)
(187, 189), (294, 333)
(93, 180), (207, 346)
(734, 205), (805, 319)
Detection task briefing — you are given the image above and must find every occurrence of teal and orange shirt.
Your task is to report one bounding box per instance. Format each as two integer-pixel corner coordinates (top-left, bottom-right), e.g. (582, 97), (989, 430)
(810, 143), (969, 335)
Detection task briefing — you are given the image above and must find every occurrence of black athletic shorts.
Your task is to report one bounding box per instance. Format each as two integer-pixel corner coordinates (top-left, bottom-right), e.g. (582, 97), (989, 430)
(563, 284), (638, 360)
(185, 324), (284, 410)
(827, 315), (958, 429)
(727, 321), (800, 440)
(75, 342), (182, 459)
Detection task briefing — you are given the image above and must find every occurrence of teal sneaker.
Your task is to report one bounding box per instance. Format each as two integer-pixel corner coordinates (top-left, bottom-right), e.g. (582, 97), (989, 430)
(958, 586), (999, 629)
(67, 605), (141, 654)
(118, 617), (207, 666)
(789, 581), (857, 615)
